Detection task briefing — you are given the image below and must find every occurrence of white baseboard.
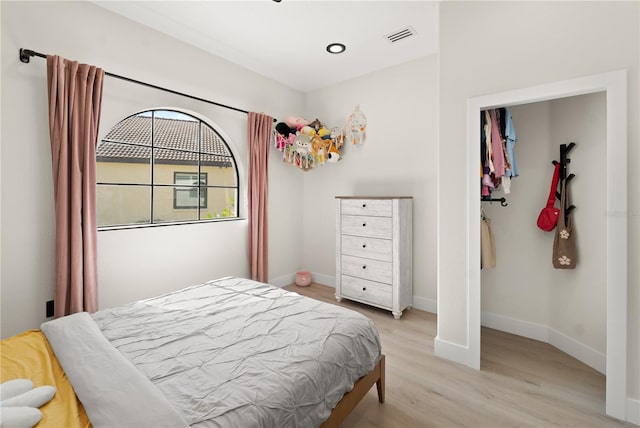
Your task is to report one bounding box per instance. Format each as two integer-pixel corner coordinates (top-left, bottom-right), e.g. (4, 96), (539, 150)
(481, 311), (549, 342)
(270, 272), (335, 288)
(627, 397), (640, 425)
(413, 295), (437, 314)
(310, 272), (335, 287)
(434, 336), (470, 367)
(481, 310), (605, 375)
(268, 273), (296, 288)
(547, 328), (606, 375)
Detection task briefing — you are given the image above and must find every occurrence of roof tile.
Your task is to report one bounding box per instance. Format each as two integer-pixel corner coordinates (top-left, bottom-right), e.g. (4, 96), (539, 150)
(97, 115), (233, 166)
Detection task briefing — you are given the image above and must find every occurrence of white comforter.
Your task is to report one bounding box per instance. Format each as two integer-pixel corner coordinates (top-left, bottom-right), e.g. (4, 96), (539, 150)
(43, 277), (381, 428)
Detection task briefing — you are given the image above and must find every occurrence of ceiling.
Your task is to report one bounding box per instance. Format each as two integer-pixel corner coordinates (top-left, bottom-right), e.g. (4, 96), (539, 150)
(92, 1), (439, 93)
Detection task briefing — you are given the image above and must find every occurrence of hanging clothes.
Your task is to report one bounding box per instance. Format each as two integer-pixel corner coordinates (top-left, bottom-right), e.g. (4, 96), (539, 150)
(481, 210), (496, 269)
(489, 109), (505, 178)
(481, 111), (495, 197)
(481, 111), (487, 177)
(495, 108), (513, 194)
(480, 108), (519, 198)
(504, 107), (519, 177)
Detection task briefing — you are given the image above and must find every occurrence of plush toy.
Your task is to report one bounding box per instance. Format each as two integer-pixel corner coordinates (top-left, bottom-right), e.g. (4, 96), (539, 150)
(0, 379), (56, 428)
(308, 118), (323, 131)
(283, 116), (308, 131)
(275, 122), (293, 136)
(326, 141), (341, 162)
(344, 105), (367, 145)
(294, 134), (312, 155)
(317, 126), (331, 139)
(311, 135), (327, 165)
(299, 125), (316, 136)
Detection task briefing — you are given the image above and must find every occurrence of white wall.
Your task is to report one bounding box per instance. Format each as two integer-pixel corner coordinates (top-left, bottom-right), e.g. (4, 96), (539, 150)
(0, 0), (305, 338)
(482, 93), (607, 365)
(548, 93), (607, 353)
(438, 0), (639, 401)
(302, 55), (439, 311)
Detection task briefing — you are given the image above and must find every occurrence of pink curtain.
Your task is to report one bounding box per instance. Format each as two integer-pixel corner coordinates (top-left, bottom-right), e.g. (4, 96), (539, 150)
(47, 55), (104, 317)
(247, 112), (273, 283)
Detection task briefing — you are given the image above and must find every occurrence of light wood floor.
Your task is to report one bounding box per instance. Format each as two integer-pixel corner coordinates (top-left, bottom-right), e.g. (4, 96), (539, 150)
(284, 283), (634, 428)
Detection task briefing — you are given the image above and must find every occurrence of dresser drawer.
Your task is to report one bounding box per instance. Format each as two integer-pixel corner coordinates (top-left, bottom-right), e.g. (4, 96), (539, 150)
(341, 199), (392, 217)
(341, 215), (392, 239)
(341, 235), (392, 262)
(341, 255), (392, 284)
(341, 275), (392, 308)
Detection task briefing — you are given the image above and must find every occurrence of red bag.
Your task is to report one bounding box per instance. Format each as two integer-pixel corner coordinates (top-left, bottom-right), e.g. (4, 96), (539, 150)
(537, 163), (561, 231)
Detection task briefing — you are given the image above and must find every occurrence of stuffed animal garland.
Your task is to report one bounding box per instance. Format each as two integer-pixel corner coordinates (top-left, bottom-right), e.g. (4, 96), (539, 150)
(275, 116), (345, 171)
(0, 379), (56, 427)
(275, 107), (367, 171)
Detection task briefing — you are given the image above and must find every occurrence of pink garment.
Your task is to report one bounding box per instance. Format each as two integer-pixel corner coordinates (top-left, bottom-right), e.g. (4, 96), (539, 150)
(482, 173), (495, 189)
(47, 55), (104, 317)
(489, 110), (505, 178)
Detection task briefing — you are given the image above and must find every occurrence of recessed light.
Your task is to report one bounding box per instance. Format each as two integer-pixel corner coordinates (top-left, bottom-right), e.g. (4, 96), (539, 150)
(326, 43), (346, 54)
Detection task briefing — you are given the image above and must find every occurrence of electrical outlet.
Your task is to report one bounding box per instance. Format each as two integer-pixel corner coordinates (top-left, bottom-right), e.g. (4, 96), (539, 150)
(46, 300), (54, 318)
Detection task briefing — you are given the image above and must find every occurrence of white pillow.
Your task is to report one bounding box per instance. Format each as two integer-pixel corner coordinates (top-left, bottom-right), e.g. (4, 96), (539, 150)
(0, 406), (42, 428)
(1, 386), (56, 408)
(0, 380), (33, 401)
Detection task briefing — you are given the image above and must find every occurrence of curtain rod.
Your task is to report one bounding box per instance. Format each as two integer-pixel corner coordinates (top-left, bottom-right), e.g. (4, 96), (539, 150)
(19, 48), (275, 121)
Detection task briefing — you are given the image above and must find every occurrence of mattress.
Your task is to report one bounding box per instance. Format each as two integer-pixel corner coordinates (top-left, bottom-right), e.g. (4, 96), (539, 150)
(41, 277), (382, 428)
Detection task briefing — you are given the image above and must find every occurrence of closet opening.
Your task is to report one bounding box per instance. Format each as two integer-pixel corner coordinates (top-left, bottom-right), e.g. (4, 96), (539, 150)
(466, 71), (628, 420)
(480, 93), (607, 416)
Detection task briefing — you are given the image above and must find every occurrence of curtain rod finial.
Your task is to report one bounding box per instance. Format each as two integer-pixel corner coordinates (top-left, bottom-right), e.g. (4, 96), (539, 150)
(19, 48), (33, 63)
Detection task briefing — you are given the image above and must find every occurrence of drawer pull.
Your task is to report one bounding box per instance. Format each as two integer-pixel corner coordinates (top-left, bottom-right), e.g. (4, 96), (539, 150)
(362, 223), (366, 227)
(362, 265), (367, 269)
(362, 243), (367, 248)
(362, 203), (367, 208)
(362, 287), (367, 291)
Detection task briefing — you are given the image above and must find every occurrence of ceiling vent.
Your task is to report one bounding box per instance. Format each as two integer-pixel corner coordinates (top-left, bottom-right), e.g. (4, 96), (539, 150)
(385, 26), (417, 43)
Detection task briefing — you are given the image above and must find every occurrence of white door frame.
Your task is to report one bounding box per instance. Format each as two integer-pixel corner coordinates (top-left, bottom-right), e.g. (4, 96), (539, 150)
(466, 70), (628, 420)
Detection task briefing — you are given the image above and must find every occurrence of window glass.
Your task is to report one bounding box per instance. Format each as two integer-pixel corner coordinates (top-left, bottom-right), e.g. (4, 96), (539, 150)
(97, 110), (239, 228)
(97, 185), (151, 227)
(174, 172), (207, 209)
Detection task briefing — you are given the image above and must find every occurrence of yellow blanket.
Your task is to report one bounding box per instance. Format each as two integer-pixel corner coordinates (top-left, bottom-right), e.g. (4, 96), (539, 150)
(0, 330), (91, 428)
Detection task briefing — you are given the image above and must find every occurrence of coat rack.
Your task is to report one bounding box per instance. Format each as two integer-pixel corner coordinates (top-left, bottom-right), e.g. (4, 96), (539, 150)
(552, 142), (576, 221)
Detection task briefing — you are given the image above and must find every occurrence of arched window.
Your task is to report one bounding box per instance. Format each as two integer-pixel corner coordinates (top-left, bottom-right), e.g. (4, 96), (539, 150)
(96, 109), (238, 228)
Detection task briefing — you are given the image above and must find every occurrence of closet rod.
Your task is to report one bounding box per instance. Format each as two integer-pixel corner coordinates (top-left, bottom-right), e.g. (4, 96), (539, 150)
(19, 48), (276, 121)
(481, 196), (508, 207)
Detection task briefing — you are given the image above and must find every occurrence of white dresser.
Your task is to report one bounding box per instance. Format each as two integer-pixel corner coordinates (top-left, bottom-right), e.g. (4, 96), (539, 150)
(335, 196), (413, 319)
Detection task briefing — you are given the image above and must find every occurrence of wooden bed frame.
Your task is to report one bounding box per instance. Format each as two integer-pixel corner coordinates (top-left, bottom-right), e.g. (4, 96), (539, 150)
(320, 354), (386, 428)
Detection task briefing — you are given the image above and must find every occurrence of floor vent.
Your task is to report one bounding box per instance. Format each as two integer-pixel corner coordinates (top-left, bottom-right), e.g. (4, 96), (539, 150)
(385, 26), (417, 43)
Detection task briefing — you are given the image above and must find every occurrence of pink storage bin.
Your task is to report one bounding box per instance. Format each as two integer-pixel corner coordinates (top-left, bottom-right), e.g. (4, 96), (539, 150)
(295, 271), (311, 287)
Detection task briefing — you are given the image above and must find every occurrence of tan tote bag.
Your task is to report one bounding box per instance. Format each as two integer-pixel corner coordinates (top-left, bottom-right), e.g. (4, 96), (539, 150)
(552, 180), (576, 269)
(481, 212), (496, 269)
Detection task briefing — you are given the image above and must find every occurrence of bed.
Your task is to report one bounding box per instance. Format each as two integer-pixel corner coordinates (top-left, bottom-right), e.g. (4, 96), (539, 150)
(1, 277), (385, 428)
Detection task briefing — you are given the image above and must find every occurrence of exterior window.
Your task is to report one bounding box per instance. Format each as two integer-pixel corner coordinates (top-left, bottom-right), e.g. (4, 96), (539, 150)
(174, 172), (207, 209)
(96, 110), (239, 228)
